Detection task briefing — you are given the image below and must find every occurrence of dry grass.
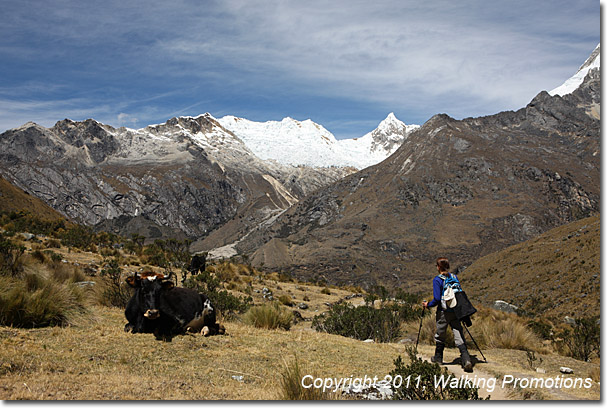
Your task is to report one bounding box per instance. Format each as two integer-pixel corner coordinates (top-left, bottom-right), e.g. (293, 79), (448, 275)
(0, 306), (405, 400)
(277, 357), (341, 400)
(242, 302), (294, 331)
(415, 306), (547, 353)
(1, 228), (599, 401)
(0, 256), (91, 329)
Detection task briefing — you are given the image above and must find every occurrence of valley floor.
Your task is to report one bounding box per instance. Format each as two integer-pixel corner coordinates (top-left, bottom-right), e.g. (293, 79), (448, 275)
(0, 307), (599, 401)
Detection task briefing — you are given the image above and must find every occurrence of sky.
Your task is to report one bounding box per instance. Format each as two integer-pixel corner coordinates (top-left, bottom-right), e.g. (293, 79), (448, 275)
(0, 0), (600, 139)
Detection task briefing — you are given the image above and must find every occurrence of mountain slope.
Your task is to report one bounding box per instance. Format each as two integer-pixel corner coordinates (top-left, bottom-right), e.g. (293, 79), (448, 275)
(0, 114), (351, 241)
(461, 214), (600, 321)
(218, 113), (419, 169)
(0, 176), (67, 221)
(236, 50), (600, 290)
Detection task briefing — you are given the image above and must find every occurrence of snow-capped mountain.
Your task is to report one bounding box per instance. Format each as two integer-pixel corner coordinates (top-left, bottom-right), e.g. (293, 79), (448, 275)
(338, 113), (420, 169)
(218, 113), (419, 169)
(0, 113), (352, 241)
(550, 44), (600, 96)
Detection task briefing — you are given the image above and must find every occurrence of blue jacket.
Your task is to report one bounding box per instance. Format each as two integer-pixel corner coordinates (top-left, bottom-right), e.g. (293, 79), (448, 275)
(427, 273), (454, 309)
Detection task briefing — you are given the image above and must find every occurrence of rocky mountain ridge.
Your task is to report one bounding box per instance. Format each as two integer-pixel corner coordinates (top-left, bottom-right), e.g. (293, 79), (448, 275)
(0, 114), (353, 240)
(232, 59), (600, 290)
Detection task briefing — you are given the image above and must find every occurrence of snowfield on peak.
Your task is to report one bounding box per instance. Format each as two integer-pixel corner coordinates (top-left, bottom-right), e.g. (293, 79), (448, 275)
(550, 44), (600, 96)
(218, 113), (419, 169)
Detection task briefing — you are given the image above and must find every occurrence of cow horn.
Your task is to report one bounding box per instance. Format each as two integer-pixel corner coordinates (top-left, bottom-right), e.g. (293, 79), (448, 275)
(163, 271), (173, 280)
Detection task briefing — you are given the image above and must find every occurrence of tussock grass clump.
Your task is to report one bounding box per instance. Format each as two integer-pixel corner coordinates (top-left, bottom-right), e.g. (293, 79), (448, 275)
(243, 302), (293, 330)
(278, 295), (294, 306)
(278, 358), (339, 400)
(418, 307), (546, 353)
(0, 274), (89, 328)
(0, 247), (90, 328)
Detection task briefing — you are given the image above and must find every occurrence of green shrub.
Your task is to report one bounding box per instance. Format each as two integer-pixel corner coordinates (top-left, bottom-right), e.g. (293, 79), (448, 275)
(394, 289), (421, 304)
(44, 250), (63, 262)
(98, 258), (132, 308)
(558, 316), (600, 361)
(390, 346), (484, 400)
(321, 287), (331, 295)
(30, 249), (47, 263)
(527, 319), (554, 340)
(243, 302), (293, 330)
(184, 271), (252, 319)
(60, 225), (95, 249)
(0, 211), (66, 237)
(312, 302), (404, 342)
(0, 234), (25, 276)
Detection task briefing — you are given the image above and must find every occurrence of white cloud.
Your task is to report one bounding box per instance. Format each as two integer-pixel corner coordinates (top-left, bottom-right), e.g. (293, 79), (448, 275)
(117, 113), (138, 127)
(0, 0), (600, 132)
(151, 0), (599, 116)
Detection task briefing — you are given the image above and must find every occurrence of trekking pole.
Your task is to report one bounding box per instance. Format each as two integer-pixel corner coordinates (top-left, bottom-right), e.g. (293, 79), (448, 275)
(462, 322), (487, 363)
(415, 305), (426, 352)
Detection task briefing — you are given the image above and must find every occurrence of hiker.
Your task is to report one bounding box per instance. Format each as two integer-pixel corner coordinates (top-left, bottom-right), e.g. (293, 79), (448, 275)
(422, 257), (473, 372)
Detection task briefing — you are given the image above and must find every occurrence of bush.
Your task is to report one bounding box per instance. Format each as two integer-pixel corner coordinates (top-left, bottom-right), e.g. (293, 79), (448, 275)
(243, 302), (293, 330)
(558, 316), (600, 361)
(390, 346), (484, 400)
(0, 211), (66, 237)
(312, 302), (403, 342)
(59, 225), (95, 249)
(98, 258), (132, 308)
(184, 271), (252, 319)
(527, 319), (554, 340)
(0, 234), (25, 276)
(44, 250), (63, 262)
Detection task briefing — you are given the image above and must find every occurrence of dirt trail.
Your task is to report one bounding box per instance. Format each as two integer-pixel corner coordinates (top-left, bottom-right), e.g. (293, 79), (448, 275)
(417, 353), (512, 400)
(418, 351), (584, 401)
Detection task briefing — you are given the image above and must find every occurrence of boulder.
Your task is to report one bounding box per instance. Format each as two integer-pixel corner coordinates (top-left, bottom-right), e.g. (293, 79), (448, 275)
(492, 300), (519, 314)
(563, 316), (576, 326)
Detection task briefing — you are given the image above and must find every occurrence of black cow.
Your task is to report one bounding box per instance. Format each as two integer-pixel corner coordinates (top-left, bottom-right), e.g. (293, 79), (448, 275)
(124, 272), (168, 334)
(189, 252), (207, 275)
(124, 271), (224, 342)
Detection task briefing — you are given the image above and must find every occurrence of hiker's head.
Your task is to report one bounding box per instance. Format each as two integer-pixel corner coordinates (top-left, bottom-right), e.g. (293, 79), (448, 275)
(436, 257), (450, 273)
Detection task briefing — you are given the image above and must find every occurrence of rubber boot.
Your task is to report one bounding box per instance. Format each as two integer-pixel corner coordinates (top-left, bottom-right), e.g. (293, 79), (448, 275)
(458, 344), (473, 372)
(431, 342), (444, 364)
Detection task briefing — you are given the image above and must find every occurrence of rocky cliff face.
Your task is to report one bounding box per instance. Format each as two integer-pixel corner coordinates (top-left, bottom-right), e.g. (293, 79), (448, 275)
(236, 68), (600, 291)
(0, 114), (352, 241)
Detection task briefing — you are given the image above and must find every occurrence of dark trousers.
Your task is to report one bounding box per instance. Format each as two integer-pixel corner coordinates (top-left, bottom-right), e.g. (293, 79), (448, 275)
(434, 307), (466, 346)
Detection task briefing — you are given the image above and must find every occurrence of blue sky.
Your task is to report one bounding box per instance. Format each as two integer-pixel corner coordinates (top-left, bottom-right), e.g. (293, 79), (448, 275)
(0, 0), (600, 139)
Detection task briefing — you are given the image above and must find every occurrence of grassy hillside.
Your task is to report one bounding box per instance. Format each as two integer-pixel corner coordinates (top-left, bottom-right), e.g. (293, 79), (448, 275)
(0, 176), (67, 221)
(461, 215), (600, 322)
